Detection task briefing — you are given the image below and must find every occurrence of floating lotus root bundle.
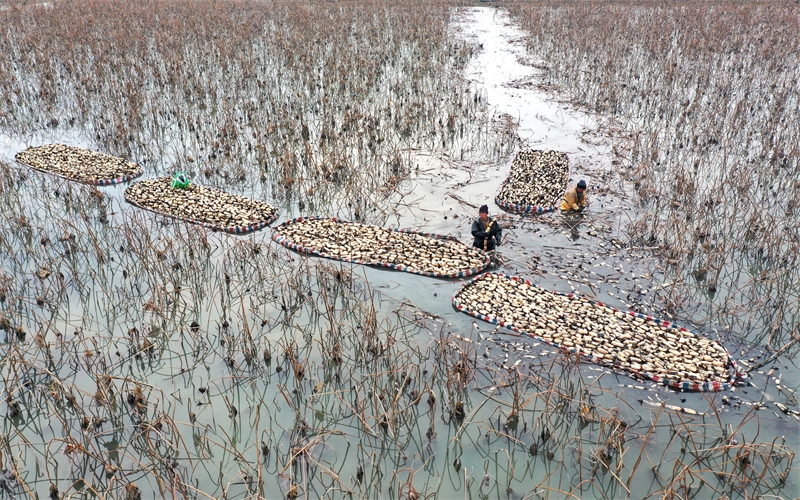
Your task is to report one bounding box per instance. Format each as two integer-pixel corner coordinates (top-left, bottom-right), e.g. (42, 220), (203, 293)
(453, 272), (743, 391)
(272, 217), (490, 278)
(495, 149), (569, 213)
(15, 144), (143, 185)
(125, 177), (279, 234)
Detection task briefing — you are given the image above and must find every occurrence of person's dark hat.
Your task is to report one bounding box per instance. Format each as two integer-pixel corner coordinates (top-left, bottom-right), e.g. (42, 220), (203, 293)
(479, 204), (489, 214)
(577, 179), (587, 190)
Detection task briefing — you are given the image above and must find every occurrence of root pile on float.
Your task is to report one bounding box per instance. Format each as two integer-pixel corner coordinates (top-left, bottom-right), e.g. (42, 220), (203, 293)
(453, 273), (740, 391)
(495, 149), (569, 213)
(273, 217), (490, 277)
(125, 177), (279, 233)
(15, 144), (143, 185)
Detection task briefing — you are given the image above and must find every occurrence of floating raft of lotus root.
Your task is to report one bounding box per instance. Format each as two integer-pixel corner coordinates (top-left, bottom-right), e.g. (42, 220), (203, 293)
(125, 178), (279, 234)
(272, 217), (490, 278)
(453, 273), (743, 391)
(495, 149), (569, 213)
(15, 144), (143, 185)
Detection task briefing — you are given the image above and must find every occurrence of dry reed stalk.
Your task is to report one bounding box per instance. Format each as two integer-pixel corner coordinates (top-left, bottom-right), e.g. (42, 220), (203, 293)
(1, 1), (798, 498)
(506, 0), (800, 350)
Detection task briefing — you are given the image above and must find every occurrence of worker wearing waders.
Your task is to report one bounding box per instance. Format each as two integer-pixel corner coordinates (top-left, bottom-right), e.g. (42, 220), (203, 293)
(561, 179), (588, 213)
(471, 205), (502, 252)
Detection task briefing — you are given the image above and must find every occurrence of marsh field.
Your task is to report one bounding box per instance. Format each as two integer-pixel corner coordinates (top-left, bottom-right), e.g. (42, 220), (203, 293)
(0, 0), (798, 498)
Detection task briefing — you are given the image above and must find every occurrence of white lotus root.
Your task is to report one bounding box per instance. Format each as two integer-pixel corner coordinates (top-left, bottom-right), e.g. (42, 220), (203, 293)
(274, 218), (488, 276)
(455, 273), (734, 386)
(15, 144), (142, 184)
(497, 149), (569, 208)
(125, 177), (278, 230)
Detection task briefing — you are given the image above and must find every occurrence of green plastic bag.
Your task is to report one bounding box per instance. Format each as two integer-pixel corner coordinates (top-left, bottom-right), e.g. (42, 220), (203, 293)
(171, 172), (190, 189)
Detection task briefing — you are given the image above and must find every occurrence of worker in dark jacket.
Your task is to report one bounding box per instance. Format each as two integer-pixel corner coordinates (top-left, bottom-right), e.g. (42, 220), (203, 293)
(471, 205), (502, 251)
(560, 179), (588, 212)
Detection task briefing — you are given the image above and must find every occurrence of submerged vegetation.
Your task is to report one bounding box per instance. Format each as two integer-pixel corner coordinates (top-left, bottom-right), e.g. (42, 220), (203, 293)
(0, 0), (798, 498)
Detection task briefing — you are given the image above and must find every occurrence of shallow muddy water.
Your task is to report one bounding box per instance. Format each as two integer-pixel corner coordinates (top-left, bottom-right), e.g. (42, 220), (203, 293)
(0, 5), (797, 500)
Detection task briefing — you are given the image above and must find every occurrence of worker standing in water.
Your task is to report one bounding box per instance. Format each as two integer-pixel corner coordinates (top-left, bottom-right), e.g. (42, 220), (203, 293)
(471, 205), (502, 251)
(561, 179), (588, 213)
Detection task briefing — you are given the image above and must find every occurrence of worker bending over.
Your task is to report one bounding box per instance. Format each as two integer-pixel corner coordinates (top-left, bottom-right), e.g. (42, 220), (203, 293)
(561, 179), (588, 213)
